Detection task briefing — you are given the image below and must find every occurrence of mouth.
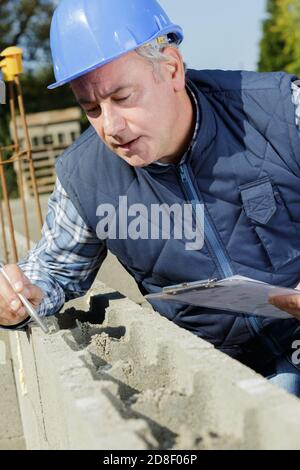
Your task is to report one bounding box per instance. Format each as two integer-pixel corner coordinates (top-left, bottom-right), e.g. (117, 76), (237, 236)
(116, 137), (141, 152)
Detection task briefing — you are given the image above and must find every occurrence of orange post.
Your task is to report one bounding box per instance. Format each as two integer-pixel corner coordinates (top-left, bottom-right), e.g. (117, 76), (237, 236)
(8, 81), (31, 250)
(15, 76), (43, 231)
(0, 150), (18, 262)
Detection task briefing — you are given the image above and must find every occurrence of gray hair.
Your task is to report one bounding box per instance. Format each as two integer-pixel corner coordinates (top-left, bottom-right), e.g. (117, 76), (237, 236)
(135, 35), (187, 77)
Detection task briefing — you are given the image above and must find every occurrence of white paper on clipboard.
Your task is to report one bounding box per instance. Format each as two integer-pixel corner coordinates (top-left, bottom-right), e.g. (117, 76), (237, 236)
(145, 275), (298, 319)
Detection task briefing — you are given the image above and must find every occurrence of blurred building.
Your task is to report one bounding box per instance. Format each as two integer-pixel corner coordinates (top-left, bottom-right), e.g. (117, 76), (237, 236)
(11, 107), (81, 196)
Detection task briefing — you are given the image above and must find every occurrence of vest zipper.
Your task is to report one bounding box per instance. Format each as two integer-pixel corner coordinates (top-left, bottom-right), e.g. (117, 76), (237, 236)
(179, 163), (233, 279)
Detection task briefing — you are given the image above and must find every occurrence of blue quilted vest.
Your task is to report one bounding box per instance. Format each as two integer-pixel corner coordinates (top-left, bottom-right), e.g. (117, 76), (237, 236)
(56, 69), (300, 368)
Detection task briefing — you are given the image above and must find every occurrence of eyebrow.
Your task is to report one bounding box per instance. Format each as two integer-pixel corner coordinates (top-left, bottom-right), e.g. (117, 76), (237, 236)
(78, 86), (131, 105)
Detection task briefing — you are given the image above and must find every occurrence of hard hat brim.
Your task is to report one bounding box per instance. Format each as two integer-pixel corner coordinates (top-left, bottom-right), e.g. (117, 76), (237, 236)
(48, 25), (183, 90)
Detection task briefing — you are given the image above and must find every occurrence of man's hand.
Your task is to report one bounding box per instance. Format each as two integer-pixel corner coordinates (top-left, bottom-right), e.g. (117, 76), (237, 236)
(269, 282), (300, 320)
(0, 264), (44, 326)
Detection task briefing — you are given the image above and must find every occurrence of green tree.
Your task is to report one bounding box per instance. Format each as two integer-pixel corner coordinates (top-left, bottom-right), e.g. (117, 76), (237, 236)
(258, 0), (300, 75)
(0, 0), (54, 64)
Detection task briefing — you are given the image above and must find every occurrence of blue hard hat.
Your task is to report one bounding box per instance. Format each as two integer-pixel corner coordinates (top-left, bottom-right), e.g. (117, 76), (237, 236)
(48, 0), (184, 89)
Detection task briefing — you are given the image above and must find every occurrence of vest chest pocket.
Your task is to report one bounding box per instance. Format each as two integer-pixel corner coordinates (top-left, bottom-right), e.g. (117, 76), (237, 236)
(240, 177), (300, 270)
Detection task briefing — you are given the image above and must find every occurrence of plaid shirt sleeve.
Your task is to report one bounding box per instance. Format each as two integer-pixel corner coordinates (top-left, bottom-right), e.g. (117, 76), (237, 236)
(2, 178), (107, 330)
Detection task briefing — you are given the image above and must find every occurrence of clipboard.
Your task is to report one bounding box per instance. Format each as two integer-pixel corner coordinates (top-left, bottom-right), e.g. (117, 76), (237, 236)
(145, 275), (297, 319)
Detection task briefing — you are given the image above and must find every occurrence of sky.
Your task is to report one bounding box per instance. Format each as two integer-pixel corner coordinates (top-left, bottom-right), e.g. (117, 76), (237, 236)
(159, 0), (267, 71)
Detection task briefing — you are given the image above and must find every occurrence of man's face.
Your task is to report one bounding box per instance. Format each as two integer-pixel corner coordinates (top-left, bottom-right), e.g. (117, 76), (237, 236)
(71, 50), (186, 167)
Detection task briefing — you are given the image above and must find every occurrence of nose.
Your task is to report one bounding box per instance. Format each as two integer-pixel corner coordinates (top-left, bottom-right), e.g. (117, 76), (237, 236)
(102, 103), (126, 137)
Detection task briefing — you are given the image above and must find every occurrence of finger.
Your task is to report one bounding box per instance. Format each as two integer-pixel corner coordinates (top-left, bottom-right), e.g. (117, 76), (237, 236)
(0, 294), (27, 318)
(0, 311), (14, 324)
(0, 316), (11, 326)
(0, 266), (28, 323)
(21, 282), (44, 304)
(3, 264), (29, 295)
(0, 273), (26, 315)
(269, 294), (300, 311)
(4, 291), (29, 320)
(0, 266), (30, 317)
(0, 305), (23, 324)
(4, 265), (44, 305)
(0, 311), (29, 326)
(0, 271), (24, 313)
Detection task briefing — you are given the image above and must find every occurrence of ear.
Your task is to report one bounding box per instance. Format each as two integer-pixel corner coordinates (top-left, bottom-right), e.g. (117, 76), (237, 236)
(162, 47), (186, 92)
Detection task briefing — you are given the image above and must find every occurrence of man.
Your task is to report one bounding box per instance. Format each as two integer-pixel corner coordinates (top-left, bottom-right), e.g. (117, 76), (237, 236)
(1, 0), (300, 397)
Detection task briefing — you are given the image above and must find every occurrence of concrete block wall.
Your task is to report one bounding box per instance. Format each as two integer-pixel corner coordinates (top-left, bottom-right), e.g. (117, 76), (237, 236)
(8, 280), (300, 450)
(0, 331), (25, 449)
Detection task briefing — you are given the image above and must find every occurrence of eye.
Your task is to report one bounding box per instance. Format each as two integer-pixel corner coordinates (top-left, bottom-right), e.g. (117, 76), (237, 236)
(86, 106), (101, 117)
(114, 95), (130, 102)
